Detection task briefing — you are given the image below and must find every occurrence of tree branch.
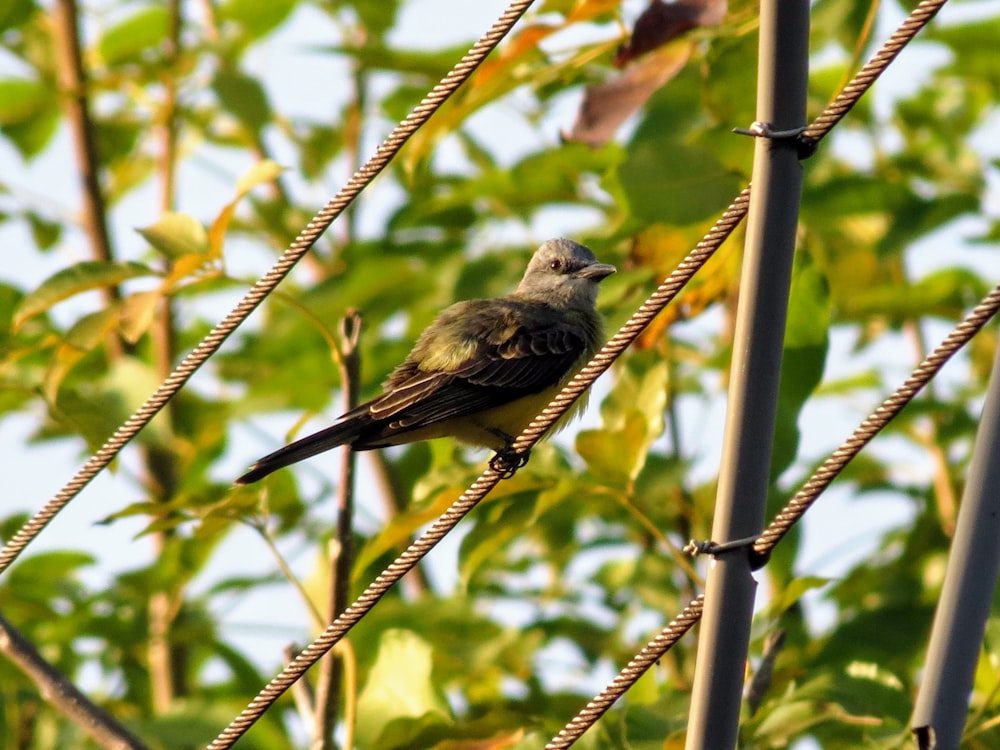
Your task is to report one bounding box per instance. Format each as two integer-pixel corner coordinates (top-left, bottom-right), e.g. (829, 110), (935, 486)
(0, 610), (149, 749)
(313, 310), (362, 749)
(52, 0), (117, 275)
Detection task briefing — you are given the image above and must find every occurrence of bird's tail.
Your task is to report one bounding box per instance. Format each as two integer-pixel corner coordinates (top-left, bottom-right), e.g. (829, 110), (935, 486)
(235, 417), (368, 485)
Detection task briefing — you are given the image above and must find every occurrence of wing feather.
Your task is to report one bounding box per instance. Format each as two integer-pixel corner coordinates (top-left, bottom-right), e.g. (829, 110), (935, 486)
(361, 302), (589, 433)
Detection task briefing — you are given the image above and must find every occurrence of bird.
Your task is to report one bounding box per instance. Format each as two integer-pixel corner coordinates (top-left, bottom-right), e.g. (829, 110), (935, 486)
(235, 238), (616, 485)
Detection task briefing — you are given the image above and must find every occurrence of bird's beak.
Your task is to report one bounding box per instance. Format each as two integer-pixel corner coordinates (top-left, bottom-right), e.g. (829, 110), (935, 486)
(576, 262), (616, 281)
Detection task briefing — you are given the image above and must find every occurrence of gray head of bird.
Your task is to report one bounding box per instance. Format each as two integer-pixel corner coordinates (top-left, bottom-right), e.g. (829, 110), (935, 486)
(514, 238), (616, 310)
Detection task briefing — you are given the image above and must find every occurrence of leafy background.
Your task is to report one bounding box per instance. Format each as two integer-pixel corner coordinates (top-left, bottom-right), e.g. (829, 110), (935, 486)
(2, 0), (999, 748)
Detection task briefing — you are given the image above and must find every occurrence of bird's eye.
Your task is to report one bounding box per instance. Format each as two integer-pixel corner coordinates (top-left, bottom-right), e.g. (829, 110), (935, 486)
(549, 259), (563, 272)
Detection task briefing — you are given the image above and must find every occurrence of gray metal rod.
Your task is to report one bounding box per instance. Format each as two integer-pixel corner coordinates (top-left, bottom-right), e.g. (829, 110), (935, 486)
(684, 0), (810, 745)
(911, 331), (1000, 749)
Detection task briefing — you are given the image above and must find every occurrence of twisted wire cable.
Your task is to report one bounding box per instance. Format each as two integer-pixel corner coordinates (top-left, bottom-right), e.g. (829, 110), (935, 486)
(205, 470), (509, 748)
(803, 0), (947, 142)
(0, 0), (536, 577)
(545, 596), (705, 750)
(544, 284), (1000, 750)
(754, 283), (1000, 556)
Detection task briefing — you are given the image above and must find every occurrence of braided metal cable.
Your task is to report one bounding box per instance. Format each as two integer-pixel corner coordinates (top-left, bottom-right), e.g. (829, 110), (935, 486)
(0, 0), (536, 577)
(803, 0), (946, 142)
(545, 596), (705, 750)
(205, 470), (509, 749)
(754, 283), (1000, 557)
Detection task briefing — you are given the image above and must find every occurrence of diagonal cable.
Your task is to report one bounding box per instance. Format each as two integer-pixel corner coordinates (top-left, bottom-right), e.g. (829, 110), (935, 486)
(0, 0), (536, 577)
(546, 596), (705, 750)
(803, 0), (947, 143)
(753, 284), (1000, 557)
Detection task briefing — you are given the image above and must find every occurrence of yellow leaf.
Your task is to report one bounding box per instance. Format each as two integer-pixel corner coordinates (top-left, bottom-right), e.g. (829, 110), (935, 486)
(209, 160), (284, 257)
(42, 307), (119, 403)
(137, 211), (209, 259)
(118, 289), (161, 344)
(236, 158), (284, 196)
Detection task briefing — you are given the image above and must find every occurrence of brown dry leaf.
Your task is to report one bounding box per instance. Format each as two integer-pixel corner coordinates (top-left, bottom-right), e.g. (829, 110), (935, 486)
(566, 42), (692, 147)
(616, 0), (727, 67)
(566, 0), (728, 146)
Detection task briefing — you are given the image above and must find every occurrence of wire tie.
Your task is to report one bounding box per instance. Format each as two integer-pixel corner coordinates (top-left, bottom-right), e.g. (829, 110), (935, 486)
(732, 121), (817, 159)
(684, 535), (770, 570)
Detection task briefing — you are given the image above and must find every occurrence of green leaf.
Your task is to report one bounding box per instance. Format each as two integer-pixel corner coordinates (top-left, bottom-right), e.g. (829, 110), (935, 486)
(217, 0), (297, 40)
(578, 353), (667, 486)
(350, 0), (402, 38)
(4, 550), (94, 585)
(137, 211), (210, 260)
(1, 106), (60, 159)
(14, 261), (156, 330)
(767, 576), (832, 617)
(97, 7), (170, 66)
(0, 79), (51, 125)
(212, 72), (271, 135)
(356, 629), (452, 748)
(0, 0), (34, 33)
(578, 411), (651, 487)
(118, 290), (162, 344)
(27, 211), (62, 250)
(0, 78), (59, 157)
(618, 138), (742, 225)
(43, 307), (120, 402)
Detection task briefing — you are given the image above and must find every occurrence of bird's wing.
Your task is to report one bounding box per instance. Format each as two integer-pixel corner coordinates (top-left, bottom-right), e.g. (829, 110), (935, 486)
(367, 310), (589, 429)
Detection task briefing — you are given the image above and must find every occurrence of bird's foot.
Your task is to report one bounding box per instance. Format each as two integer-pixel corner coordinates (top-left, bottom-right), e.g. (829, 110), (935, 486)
(490, 447), (530, 479)
(485, 428), (531, 478)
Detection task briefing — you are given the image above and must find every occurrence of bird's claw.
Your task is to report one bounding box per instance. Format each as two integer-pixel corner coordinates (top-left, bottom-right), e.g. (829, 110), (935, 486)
(490, 448), (530, 479)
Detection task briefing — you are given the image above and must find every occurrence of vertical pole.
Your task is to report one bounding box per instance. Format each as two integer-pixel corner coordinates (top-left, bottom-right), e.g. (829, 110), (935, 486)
(911, 335), (1000, 750)
(684, 0), (810, 746)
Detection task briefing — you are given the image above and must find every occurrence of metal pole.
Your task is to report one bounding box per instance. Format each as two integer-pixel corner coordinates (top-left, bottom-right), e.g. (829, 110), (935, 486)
(684, 0), (809, 745)
(911, 333), (1000, 750)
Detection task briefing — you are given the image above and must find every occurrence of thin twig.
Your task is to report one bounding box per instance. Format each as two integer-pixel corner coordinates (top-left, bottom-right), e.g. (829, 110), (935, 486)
(313, 311), (362, 750)
(51, 0), (117, 290)
(0, 611), (150, 750)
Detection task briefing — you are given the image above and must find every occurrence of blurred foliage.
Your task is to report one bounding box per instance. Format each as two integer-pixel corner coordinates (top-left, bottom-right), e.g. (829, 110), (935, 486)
(1, 0), (1000, 747)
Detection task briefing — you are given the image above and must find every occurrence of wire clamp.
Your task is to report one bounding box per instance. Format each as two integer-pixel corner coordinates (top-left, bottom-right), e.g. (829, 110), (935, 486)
(733, 121), (817, 159)
(684, 535), (770, 569)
